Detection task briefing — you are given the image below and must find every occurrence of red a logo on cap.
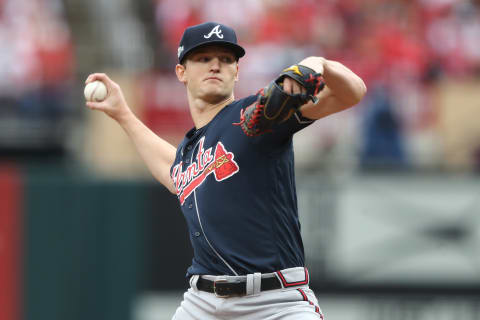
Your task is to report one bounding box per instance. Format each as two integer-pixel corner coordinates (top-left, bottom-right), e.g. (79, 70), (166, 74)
(204, 25), (224, 39)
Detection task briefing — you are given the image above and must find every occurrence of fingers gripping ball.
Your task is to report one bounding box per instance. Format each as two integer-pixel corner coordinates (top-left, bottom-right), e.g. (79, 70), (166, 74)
(84, 80), (108, 102)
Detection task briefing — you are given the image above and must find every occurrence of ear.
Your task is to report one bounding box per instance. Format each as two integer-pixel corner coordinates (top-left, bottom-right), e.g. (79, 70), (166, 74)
(175, 64), (187, 83)
(234, 63), (239, 82)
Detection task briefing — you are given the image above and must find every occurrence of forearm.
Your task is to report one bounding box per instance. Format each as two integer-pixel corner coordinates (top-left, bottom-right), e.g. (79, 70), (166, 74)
(117, 111), (177, 193)
(300, 56), (366, 107)
(323, 59), (366, 106)
(297, 57), (366, 119)
(84, 73), (177, 193)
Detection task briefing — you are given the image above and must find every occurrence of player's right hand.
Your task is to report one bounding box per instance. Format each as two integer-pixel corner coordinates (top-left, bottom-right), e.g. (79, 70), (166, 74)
(85, 73), (132, 122)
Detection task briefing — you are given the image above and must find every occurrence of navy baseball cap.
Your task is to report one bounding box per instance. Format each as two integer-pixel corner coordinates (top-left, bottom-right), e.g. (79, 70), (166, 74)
(177, 22), (245, 63)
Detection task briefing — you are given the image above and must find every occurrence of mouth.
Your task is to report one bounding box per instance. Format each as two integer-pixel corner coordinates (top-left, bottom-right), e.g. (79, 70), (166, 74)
(204, 76), (222, 82)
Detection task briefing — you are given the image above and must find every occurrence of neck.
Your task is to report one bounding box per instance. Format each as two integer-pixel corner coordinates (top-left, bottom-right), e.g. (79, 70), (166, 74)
(189, 94), (235, 128)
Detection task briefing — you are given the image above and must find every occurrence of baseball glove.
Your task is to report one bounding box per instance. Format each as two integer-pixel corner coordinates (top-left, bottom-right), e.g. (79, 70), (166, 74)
(234, 64), (324, 136)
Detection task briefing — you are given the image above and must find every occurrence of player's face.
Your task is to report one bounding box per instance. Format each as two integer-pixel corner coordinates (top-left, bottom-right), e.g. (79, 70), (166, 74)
(177, 46), (239, 104)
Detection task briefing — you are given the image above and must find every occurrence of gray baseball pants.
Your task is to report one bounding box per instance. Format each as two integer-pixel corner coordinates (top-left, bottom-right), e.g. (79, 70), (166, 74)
(172, 267), (324, 320)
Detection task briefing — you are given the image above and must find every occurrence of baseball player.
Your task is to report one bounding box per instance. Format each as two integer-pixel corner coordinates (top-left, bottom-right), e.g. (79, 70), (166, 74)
(85, 22), (366, 320)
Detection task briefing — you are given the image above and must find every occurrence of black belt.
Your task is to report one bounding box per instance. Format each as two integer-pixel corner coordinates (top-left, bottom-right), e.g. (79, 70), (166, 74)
(197, 276), (282, 297)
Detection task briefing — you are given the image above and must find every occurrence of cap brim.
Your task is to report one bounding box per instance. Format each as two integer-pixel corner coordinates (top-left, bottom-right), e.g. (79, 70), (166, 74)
(180, 41), (245, 63)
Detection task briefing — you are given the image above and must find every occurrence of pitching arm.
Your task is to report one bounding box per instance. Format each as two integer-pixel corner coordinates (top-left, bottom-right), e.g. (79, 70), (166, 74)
(85, 73), (177, 194)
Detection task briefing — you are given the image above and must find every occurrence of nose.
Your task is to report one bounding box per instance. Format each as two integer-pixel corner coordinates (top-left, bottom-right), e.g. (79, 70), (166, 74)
(209, 57), (221, 72)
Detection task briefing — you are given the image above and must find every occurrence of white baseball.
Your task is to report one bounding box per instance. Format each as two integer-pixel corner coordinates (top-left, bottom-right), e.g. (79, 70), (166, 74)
(84, 80), (108, 102)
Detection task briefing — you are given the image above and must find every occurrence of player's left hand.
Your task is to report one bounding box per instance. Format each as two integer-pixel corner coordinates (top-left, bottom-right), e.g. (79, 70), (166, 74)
(282, 77), (306, 96)
(282, 57), (326, 96)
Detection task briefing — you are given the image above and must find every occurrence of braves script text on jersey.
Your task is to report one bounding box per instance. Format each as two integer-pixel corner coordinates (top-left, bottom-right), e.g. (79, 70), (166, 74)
(170, 94), (316, 277)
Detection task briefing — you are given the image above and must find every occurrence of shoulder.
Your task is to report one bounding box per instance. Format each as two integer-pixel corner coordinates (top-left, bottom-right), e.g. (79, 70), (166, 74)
(220, 94), (258, 121)
(231, 95), (258, 109)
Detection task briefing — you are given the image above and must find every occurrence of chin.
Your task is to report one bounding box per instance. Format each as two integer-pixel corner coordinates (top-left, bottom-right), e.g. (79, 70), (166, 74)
(202, 91), (230, 104)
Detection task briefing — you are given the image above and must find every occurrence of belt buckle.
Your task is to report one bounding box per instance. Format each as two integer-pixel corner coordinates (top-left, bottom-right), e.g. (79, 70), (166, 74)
(213, 278), (230, 298)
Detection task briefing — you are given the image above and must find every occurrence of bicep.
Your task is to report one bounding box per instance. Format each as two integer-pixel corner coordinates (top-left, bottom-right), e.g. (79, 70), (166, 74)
(160, 163), (177, 194)
(165, 176), (177, 194)
(299, 86), (354, 120)
(155, 150), (177, 195)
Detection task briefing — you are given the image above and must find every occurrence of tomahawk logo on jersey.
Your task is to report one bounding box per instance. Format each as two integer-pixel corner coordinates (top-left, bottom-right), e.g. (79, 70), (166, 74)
(171, 137), (239, 205)
(169, 95), (318, 278)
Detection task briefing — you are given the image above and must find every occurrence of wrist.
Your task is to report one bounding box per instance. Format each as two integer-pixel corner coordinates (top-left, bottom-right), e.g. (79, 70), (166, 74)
(299, 56), (325, 75)
(114, 106), (136, 126)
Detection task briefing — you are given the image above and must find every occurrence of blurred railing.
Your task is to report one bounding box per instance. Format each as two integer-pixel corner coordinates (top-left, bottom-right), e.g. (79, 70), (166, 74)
(7, 166), (475, 320)
(297, 171), (480, 294)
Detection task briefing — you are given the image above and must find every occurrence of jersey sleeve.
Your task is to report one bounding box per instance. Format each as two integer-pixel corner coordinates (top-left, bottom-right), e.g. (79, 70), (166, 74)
(273, 109), (316, 136)
(231, 94), (317, 152)
(252, 107), (317, 152)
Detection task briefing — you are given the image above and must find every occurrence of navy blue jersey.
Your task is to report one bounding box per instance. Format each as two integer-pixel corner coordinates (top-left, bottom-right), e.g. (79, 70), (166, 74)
(170, 95), (316, 277)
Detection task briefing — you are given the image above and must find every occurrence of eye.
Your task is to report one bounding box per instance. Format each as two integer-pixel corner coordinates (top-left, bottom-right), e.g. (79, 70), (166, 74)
(220, 56), (235, 64)
(193, 55), (210, 63)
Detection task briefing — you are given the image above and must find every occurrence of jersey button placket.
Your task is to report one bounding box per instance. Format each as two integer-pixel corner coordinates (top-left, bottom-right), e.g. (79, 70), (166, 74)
(194, 231), (201, 237)
(188, 203), (193, 209)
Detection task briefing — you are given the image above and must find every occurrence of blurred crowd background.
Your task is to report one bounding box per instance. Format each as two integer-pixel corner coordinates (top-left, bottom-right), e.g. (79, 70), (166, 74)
(149, 0), (480, 172)
(1, 0), (480, 171)
(1, 0), (480, 320)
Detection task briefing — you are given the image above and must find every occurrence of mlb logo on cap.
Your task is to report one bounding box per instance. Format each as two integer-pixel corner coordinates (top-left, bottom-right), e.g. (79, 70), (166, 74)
(177, 22), (245, 63)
